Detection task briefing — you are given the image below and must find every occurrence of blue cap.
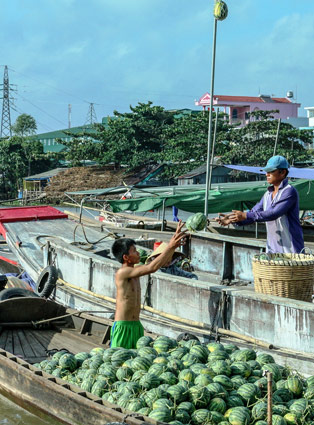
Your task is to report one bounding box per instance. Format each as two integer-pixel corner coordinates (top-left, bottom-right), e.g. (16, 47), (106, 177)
(261, 155), (290, 172)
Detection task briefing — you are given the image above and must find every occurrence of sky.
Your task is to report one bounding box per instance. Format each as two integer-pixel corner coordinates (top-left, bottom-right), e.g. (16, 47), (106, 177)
(1, 0), (314, 134)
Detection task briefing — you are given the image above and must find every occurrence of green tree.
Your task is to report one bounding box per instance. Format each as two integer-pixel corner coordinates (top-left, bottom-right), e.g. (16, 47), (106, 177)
(161, 111), (231, 179)
(94, 102), (175, 170)
(11, 114), (37, 137)
(220, 110), (312, 166)
(58, 136), (100, 167)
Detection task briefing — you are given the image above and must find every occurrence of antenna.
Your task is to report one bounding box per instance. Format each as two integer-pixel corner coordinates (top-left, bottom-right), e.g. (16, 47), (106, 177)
(85, 102), (97, 125)
(68, 104), (72, 129)
(0, 65), (13, 138)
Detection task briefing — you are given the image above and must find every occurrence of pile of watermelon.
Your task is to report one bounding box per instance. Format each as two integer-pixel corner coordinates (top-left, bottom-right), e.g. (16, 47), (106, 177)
(34, 336), (314, 424)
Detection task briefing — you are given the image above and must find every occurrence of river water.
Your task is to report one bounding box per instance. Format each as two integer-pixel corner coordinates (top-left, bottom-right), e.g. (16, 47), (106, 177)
(0, 393), (62, 425)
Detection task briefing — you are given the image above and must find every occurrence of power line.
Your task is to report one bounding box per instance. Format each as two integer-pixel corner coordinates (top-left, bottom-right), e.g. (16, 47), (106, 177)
(15, 91), (67, 127)
(11, 105), (55, 132)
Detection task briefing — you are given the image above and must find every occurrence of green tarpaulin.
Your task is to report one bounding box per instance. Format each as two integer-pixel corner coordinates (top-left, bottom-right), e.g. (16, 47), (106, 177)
(106, 180), (314, 214)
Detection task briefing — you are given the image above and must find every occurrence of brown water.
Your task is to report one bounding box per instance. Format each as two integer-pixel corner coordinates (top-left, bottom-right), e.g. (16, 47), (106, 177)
(0, 393), (62, 425)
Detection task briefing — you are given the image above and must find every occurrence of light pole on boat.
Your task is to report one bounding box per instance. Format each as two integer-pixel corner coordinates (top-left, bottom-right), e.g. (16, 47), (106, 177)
(204, 1), (228, 219)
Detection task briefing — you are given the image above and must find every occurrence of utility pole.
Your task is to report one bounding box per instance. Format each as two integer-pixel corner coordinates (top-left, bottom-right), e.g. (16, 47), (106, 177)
(204, 1), (228, 218)
(0, 65), (12, 138)
(85, 102), (97, 125)
(68, 104), (72, 129)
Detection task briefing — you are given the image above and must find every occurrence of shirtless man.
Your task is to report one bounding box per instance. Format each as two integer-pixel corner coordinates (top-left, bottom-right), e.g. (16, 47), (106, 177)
(110, 220), (187, 349)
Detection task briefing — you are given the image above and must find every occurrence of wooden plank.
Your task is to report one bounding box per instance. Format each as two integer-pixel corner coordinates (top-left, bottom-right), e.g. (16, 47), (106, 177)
(12, 330), (24, 358)
(16, 329), (38, 359)
(22, 330), (48, 358)
(0, 328), (9, 350)
(4, 329), (13, 353)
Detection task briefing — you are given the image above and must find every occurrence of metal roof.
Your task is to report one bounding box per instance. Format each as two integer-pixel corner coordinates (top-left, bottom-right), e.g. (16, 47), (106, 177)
(23, 168), (67, 181)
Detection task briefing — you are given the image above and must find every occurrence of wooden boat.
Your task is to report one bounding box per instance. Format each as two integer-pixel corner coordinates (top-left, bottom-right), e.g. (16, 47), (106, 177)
(1, 205), (314, 359)
(1, 296), (314, 425)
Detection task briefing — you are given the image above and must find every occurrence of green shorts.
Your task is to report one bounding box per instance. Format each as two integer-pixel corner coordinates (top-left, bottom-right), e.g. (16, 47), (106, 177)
(110, 321), (144, 349)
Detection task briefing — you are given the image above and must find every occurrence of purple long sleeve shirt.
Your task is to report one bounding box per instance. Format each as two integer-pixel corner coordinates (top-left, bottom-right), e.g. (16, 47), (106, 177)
(237, 178), (304, 253)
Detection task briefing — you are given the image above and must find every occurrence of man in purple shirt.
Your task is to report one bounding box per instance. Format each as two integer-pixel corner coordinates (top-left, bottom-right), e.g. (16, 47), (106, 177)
(216, 155), (304, 253)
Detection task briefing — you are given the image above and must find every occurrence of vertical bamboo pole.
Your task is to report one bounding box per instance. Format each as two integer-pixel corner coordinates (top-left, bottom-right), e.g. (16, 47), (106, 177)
(267, 371), (273, 425)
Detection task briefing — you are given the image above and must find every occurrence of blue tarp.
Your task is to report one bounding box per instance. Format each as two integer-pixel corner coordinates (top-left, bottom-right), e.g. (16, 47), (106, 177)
(223, 165), (314, 180)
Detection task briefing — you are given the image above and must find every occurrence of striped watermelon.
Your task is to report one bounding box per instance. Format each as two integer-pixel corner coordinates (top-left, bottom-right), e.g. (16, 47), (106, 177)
(51, 367), (69, 378)
(273, 388), (293, 402)
(207, 342), (226, 352)
(284, 413), (299, 424)
(137, 407), (151, 416)
(223, 344), (239, 354)
(149, 407), (173, 422)
(136, 335), (154, 349)
(213, 375), (233, 390)
(208, 397), (226, 414)
(206, 382), (228, 399)
(74, 352), (90, 367)
(117, 394), (130, 408)
(138, 346), (158, 358)
(90, 347), (105, 356)
(252, 401), (267, 420)
(127, 398), (146, 412)
(52, 350), (69, 362)
(211, 360), (231, 376)
(272, 415), (286, 425)
(188, 385), (211, 408)
(152, 398), (174, 410)
(237, 383), (261, 403)
(148, 363), (168, 376)
(228, 406), (251, 425)
(191, 409), (212, 425)
(111, 348), (134, 367)
(261, 363), (282, 382)
(175, 409), (190, 424)
(181, 353), (199, 368)
(102, 347), (121, 362)
(89, 354), (104, 369)
(226, 395), (244, 408)
(167, 384), (188, 403)
(131, 370), (147, 382)
(160, 371), (178, 385)
(194, 374), (213, 387)
(167, 358), (184, 374)
(183, 339), (201, 349)
(139, 372), (161, 390)
(231, 376), (247, 389)
(231, 349), (256, 362)
(116, 366), (133, 381)
(153, 355), (169, 365)
(59, 353), (77, 372)
(286, 376), (304, 396)
(177, 401), (195, 414)
(81, 376), (95, 392)
(272, 405), (289, 416)
(91, 379), (108, 397)
(231, 361), (252, 378)
(189, 345), (209, 363)
(208, 350), (230, 361)
(255, 422), (267, 425)
(289, 398), (308, 417)
(144, 387), (167, 406)
(306, 375), (314, 388)
(153, 337), (173, 353)
(131, 356), (153, 372)
(186, 213), (207, 232)
(256, 353), (275, 366)
(247, 360), (261, 370)
(178, 369), (196, 384)
(170, 347), (189, 359)
(304, 387), (314, 399)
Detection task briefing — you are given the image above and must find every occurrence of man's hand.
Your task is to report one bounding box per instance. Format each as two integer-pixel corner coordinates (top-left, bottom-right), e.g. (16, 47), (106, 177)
(168, 220), (188, 249)
(214, 213), (232, 226)
(229, 210), (247, 222)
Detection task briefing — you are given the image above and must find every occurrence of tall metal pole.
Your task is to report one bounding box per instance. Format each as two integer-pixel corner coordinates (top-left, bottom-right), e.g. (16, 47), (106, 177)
(273, 118), (281, 156)
(209, 107), (219, 191)
(204, 19), (217, 217)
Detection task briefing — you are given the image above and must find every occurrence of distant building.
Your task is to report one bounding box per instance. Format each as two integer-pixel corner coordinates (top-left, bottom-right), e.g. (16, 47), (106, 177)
(177, 164), (230, 185)
(195, 93), (300, 126)
(32, 124), (98, 153)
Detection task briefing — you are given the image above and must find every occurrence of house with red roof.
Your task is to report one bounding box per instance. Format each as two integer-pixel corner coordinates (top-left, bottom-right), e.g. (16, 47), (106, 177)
(195, 93), (300, 126)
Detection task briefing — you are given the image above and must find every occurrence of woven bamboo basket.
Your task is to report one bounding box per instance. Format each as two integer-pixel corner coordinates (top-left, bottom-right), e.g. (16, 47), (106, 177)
(252, 253), (314, 302)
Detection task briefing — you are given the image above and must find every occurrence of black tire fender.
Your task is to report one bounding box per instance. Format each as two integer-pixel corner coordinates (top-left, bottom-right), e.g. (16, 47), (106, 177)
(36, 265), (58, 298)
(0, 288), (39, 301)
